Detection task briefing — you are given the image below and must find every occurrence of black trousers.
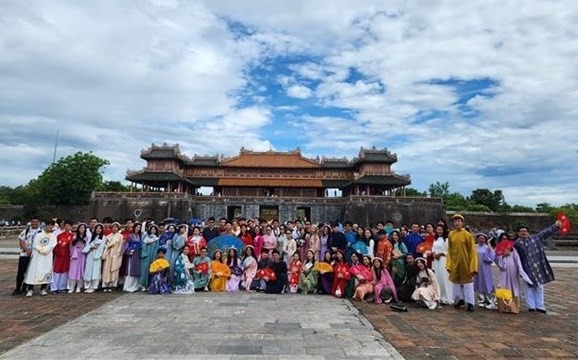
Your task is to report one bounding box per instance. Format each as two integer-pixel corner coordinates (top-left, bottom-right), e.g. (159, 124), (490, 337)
(15, 256), (30, 291)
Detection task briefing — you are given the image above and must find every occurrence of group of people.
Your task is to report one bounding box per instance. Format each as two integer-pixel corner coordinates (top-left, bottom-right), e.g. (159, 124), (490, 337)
(12, 213), (562, 315)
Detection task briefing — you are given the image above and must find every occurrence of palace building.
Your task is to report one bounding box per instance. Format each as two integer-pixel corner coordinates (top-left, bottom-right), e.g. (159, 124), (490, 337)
(126, 144), (411, 198)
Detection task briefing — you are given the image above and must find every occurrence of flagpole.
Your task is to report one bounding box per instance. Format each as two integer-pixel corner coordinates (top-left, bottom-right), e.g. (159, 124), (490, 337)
(52, 129), (59, 163)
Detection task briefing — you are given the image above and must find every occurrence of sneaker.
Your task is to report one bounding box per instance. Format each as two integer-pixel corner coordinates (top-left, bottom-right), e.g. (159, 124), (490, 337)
(68, 289), (74, 294)
(26, 290), (33, 297)
(466, 303), (474, 312)
(453, 299), (465, 309)
(485, 303), (498, 310)
(537, 309), (547, 314)
(477, 302), (487, 308)
(75, 288), (81, 293)
(40, 289), (48, 296)
(85, 289), (94, 294)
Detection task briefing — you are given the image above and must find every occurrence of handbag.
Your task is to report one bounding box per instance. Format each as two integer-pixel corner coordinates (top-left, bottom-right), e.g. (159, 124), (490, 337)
(495, 288), (513, 301)
(497, 296), (520, 314)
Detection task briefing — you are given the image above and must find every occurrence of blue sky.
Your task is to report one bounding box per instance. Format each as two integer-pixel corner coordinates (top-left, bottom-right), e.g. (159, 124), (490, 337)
(0, 0), (577, 206)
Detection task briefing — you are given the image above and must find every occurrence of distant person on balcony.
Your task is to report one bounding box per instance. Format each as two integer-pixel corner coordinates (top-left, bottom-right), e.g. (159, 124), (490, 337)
(202, 217), (220, 241)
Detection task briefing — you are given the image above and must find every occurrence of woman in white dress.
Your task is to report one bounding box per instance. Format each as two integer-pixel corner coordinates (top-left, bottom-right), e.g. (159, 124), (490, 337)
(431, 224), (452, 304)
(412, 257), (441, 309)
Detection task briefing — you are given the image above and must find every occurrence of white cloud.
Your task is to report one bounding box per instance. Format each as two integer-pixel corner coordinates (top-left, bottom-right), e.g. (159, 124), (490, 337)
(1, 0), (577, 208)
(287, 85), (313, 99)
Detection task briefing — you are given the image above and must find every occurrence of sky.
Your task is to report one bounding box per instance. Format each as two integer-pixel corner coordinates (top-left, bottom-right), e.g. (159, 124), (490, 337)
(1, 0), (577, 207)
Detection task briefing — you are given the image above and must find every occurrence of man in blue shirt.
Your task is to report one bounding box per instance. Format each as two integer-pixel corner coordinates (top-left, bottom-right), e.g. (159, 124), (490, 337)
(405, 223), (424, 257)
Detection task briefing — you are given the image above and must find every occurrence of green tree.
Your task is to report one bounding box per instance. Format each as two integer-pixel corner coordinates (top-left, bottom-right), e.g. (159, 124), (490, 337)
(428, 181), (450, 198)
(30, 152), (109, 205)
(510, 205), (535, 212)
(97, 181), (130, 192)
(397, 187), (426, 197)
(535, 202), (554, 213)
(443, 192), (470, 211)
(469, 188), (504, 212)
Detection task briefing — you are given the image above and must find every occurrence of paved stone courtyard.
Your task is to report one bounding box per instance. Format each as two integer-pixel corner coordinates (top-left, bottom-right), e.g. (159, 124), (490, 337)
(1, 291), (401, 359)
(1, 259), (577, 359)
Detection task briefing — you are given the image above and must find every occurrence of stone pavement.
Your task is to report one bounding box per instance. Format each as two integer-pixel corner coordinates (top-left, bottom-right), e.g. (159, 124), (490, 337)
(0, 260), (122, 355)
(1, 291), (402, 360)
(354, 267), (578, 359)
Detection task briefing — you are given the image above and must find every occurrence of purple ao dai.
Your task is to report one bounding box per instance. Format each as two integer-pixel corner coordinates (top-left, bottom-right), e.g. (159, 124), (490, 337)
(474, 244), (495, 293)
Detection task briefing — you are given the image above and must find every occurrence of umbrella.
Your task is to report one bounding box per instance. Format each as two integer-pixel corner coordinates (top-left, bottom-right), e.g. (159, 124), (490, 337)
(495, 240), (515, 257)
(314, 262), (333, 274)
(207, 234), (245, 255)
(162, 217), (176, 224)
(416, 241), (433, 254)
(345, 232), (357, 246)
(351, 241), (369, 255)
(256, 268), (277, 281)
(557, 212), (572, 235)
(350, 264), (373, 282)
(188, 218), (203, 225)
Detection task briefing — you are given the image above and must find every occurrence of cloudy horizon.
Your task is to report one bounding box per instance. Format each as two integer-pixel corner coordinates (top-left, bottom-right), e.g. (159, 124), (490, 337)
(1, 0), (577, 207)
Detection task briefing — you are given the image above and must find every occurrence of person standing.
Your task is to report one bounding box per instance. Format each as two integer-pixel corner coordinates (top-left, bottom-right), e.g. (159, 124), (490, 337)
(101, 222), (123, 292)
(202, 217), (220, 241)
(83, 223), (106, 293)
(515, 221), (562, 314)
(446, 214), (478, 312)
(24, 219), (57, 297)
(13, 216), (42, 295)
(51, 220), (74, 293)
(431, 224), (452, 305)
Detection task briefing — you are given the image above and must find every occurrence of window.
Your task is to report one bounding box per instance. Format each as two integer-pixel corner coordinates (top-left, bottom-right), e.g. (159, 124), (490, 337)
(227, 206), (243, 220)
(295, 207), (311, 222)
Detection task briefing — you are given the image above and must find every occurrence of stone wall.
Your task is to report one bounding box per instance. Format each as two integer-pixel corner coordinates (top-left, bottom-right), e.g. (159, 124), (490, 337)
(445, 211), (552, 232)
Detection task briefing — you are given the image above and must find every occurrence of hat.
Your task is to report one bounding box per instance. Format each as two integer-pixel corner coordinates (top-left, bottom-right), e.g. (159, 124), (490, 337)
(475, 233), (488, 240)
(452, 214), (464, 221)
(111, 222), (121, 228)
(373, 257), (384, 263)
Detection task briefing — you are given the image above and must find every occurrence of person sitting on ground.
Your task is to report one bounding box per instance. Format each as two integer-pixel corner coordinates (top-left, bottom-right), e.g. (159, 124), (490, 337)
(265, 249), (288, 294)
(411, 257), (441, 309)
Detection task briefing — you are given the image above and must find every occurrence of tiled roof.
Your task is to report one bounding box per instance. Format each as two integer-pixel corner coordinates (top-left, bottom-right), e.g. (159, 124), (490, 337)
(349, 174), (411, 186)
(221, 150), (319, 168)
(126, 171), (190, 183)
(218, 178), (324, 187)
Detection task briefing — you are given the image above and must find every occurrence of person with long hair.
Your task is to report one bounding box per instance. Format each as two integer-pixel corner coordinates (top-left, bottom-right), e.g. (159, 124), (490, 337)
(299, 249), (319, 295)
(283, 229), (297, 264)
(186, 226), (206, 260)
(372, 257), (398, 304)
(83, 223), (106, 293)
(412, 257), (441, 309)
(431, 224), (452, 305)
(390, 230), (407, 285)
(101, 222), (123, 292)
(209, 250), (230, 292)
(173, 245), (195, 294)
(226, 247), (243, 292)
(308, 225), (321, 261)
(319, 225), (331, 262)
(123, 223), (142, 292)
(51, 220), (74, 293)
(495, 233), (532, 314)
(253, 226), (264, 259)
(331, 250), (350, 298)
(474, 233), (497, 309)
(67, 232), (87, 293)
(239, 224), (253, 247)
(139, 224), (159, 291)
(287, 252), (302, 293)
(352, 255), (375, 301)
(241, 245), (258, 291)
